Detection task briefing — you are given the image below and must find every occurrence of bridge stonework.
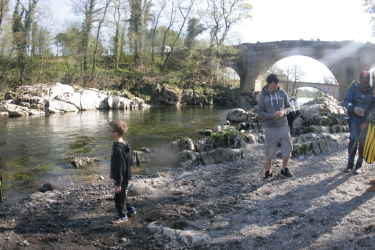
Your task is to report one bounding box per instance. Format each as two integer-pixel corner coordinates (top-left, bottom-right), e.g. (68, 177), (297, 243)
(220, 40), (375, 100)
(279, 82), (339, 99)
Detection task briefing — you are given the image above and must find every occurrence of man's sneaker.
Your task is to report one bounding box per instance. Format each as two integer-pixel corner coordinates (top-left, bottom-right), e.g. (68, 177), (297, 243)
(343, 161), (354, 173)
(127, 206), (137, 216)
(111, 215), (128, 224)
(280, 168), (293, 178)
(264, 170), (273, 180)
(353, 162), (363, 175)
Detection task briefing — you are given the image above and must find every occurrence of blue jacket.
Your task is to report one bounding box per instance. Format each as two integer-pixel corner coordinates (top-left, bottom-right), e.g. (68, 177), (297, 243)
(344, 83), (373, 122)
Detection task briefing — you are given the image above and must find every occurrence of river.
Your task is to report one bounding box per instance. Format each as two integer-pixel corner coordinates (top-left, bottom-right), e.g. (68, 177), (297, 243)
(0, 105), (236, 202)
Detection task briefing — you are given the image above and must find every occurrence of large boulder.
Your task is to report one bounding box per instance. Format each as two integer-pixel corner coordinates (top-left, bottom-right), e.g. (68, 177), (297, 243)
(80, 89), (106, 110)
(200, 148), (244, 165)
(226, 108), (248, 122)
(49, 99), (79, 113)
(182, 89), (205, 105)
(51, 83), (81, 109)
(5, 103), (29, 116)
(170, 137), (195, 153)
(159, 85), (182, 105)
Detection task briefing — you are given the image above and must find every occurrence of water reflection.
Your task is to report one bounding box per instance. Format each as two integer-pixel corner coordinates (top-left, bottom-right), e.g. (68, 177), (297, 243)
(0, 106), (234, 201)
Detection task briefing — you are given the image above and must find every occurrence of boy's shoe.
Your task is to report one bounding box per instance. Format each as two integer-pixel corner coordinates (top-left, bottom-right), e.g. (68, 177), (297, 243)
(111, 215), (128, 224)
(280, 168), (293, 178)
(367, 184), (375, 192)
(264, 171), (273, 180)
(343, 161), (354, 173)
(127, 206), (137, 216)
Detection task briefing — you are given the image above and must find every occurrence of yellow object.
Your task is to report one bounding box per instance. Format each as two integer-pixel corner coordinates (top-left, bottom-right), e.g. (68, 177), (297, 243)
(364, 123), (375, 163)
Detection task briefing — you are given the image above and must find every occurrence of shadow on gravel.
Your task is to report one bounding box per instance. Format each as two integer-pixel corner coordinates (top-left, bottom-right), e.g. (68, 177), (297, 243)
(210, 171), (372, 249)
(266, 191), (375, 249)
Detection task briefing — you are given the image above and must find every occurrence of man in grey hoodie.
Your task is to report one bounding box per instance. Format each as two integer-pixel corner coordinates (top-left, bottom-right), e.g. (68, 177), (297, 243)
(258, 74), (293, 180)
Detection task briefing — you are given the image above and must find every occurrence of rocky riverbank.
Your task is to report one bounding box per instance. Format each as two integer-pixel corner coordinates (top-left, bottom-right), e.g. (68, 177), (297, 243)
(2, 136), (375, 250)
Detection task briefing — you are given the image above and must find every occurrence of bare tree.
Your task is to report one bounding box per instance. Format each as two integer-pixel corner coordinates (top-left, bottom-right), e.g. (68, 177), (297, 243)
(163, 0), (195, 66)
(150, 0), (166, 62)
(288, 64), (305, 96)
(204, 0), (252, 50)
(160, 0), (177, 59)
(91, 0), (111, 80)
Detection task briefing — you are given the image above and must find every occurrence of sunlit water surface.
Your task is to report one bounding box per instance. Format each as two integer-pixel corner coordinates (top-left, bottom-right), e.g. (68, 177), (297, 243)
(0, 106), (235, 202)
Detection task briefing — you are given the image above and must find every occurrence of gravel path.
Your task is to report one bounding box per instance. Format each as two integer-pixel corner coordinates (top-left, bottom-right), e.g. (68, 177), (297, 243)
(1, 132), (375, 249)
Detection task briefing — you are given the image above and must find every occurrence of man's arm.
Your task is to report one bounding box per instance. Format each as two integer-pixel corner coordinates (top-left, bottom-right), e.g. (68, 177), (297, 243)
(344, 84), (356, 112)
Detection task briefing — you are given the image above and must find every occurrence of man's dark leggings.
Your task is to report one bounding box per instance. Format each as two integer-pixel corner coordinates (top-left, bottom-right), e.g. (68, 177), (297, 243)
(348, 137), (365, 162)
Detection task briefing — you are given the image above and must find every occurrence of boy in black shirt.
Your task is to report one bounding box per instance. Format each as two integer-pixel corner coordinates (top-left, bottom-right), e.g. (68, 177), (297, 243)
(108, 120), (136, 223)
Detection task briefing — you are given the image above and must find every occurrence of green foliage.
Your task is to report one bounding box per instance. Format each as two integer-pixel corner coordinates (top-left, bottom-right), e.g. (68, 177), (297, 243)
(321, 117), (332, 126)
(210, 129), (245, 148)
(300, 143), (308, 155)
(303, 126), (314, 134)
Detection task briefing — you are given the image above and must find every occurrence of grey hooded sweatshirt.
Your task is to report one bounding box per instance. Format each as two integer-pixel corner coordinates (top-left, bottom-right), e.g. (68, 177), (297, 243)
(258, 85), (291, 128)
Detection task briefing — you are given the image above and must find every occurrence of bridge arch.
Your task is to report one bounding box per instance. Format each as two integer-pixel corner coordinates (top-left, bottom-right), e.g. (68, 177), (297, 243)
(221, 40), (375, 100)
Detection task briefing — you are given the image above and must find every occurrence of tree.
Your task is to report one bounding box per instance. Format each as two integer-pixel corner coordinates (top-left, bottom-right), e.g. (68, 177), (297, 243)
(363, 0), (375, 36)
(185, 17), (206, 50)
(127, 0), (153, 63)
(0, 0), (10, 33)
(163, 0), (195, 67)
(149, 0), (166, 62)
(12, 0), (40, 83)
(91, 0), (111, 80)
(204, 0), (252, 49)
(112, 0), (128, 69)
(55, 26), (82, 56)
(282, 63), (305, 96)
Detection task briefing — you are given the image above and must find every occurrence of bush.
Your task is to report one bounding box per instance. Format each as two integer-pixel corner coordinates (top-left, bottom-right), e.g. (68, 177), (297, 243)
(303, 126), (314, 134)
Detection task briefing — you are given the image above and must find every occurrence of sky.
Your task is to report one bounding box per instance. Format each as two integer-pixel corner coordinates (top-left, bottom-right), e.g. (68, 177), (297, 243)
(50, 0), (374, 83)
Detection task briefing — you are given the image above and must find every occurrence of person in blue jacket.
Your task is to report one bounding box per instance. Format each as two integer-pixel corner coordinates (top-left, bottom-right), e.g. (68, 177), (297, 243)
(343, 71), (373, 174)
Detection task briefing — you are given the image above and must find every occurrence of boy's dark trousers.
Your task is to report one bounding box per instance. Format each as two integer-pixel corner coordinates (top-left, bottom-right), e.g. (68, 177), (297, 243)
(114, 181), (133, 216)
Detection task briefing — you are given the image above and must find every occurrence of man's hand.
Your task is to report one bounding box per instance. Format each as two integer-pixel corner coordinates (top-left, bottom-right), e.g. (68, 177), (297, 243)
(115, 186), (121, 194)
(360, 122), (368, 130)
(274, 111), (285, 118)
(354, 107), (365, 116)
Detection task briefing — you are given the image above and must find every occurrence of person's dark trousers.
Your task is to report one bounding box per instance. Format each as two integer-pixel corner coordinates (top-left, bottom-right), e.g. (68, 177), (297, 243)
(114, 181), (133, 216)
(348, 137), (358, 161)
(287, 116), (295, 137)
(358, 137), (366, 160)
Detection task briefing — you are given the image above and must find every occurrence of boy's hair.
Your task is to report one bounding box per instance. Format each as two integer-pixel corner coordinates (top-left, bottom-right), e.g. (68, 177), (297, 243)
(266, 74), (279, 84)
(109, 120), (128, 136)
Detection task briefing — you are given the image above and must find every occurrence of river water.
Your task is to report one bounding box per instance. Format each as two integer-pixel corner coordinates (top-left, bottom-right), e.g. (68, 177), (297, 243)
(0, 105), (235, 202)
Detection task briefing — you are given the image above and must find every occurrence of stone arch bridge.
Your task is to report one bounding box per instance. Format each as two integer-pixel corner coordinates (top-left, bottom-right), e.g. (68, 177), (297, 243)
(278, 81), (339, 99)
(220, 40), (375, 101)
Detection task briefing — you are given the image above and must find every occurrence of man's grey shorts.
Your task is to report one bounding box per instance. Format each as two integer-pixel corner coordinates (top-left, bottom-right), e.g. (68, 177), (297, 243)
(263, 125), (292, 159)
